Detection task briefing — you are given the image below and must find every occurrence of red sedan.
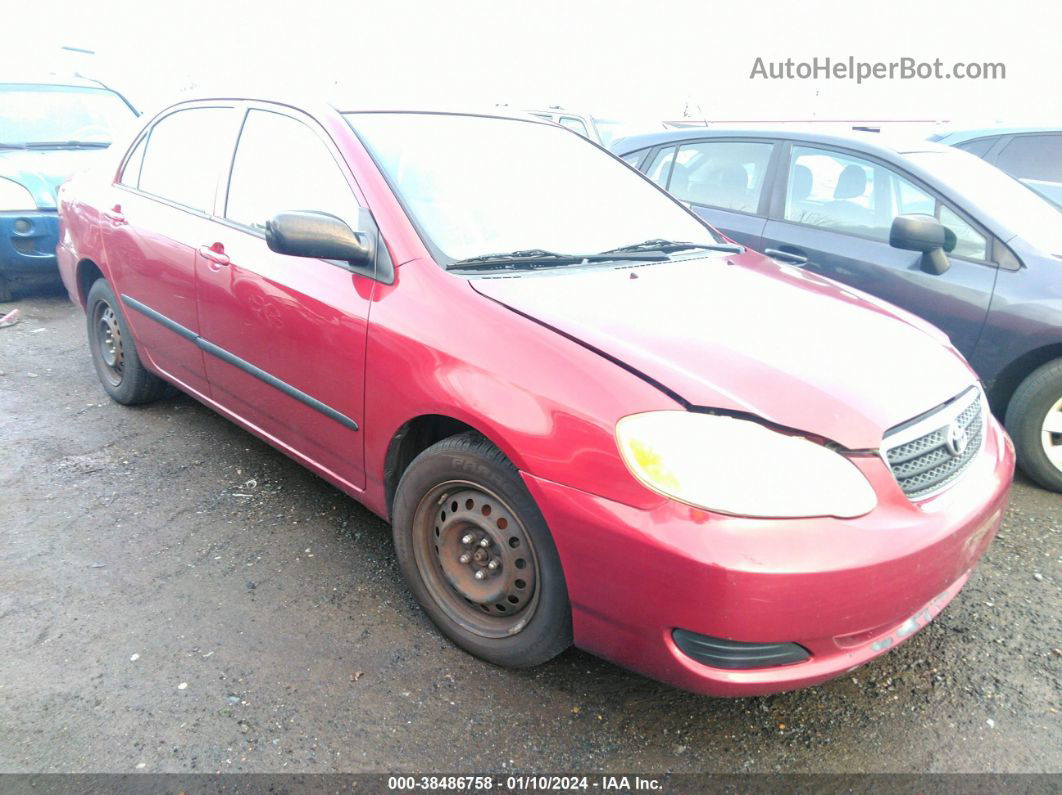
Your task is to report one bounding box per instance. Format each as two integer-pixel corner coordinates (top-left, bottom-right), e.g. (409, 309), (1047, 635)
(56, 97), (1014, 696)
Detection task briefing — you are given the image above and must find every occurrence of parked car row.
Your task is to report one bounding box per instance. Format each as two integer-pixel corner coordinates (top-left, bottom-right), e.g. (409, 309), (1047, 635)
(53, 93), (1016, 697)
(612, 128), (1062, 493)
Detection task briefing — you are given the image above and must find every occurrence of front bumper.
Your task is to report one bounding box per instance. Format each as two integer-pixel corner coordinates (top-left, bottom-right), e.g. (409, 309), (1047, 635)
(523, 414), (1014, 697)
(0, 210), (60, 277)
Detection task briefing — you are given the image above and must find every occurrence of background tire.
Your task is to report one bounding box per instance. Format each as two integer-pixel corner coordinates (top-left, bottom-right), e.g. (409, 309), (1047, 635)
(86, 278), (170, 405)
(392, 432), (572, 667)
(1005, 358), (1062, 492)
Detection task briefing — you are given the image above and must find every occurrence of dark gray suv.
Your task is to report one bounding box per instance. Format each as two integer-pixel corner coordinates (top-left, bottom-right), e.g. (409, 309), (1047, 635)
(613, 129), (1062, 491)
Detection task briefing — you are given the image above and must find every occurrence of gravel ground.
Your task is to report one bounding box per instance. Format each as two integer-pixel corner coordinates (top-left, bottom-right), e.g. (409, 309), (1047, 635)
(0, 295), (1059, 774)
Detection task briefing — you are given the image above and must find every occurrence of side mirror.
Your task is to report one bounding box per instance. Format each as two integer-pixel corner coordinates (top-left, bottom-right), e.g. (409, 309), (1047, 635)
(265, 211), (374, 268)
(889, 214), (950, 275)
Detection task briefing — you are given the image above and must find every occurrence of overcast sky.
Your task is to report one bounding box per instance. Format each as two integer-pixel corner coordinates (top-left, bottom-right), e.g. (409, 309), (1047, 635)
(6, 0), (1060, 127)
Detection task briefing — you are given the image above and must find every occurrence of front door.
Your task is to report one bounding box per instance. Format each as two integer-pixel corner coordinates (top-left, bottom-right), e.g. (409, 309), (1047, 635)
(759, 144), (998, 357)
(194, 107), (375, 491)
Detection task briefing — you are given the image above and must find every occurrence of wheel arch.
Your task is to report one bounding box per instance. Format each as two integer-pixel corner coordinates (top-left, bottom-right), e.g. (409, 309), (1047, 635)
(75, 258), (107, 307)
(988, 342), (1062, 414)
(383, 413), (522, 522)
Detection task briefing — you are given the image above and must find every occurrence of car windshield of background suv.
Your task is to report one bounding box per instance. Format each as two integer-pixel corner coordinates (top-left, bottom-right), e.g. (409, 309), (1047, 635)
(346, 112), (724, 263)
(0, 85), (136, 146)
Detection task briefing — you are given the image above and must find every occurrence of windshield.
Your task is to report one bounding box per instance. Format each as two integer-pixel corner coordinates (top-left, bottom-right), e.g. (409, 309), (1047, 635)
(905, 150), (1062, 254)
(0, 84), (136, 146)
(345, 112), (722, 263)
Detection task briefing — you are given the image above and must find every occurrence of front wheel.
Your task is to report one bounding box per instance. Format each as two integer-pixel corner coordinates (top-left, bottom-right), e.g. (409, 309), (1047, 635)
(86, 278), (170, 405)
(1005, 359), (1062, 492)
(392, 432), (572, 667)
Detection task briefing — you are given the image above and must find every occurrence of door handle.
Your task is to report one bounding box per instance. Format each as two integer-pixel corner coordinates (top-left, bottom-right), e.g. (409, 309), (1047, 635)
(198, 244), (230, 266)
(764, 248), (808, 267)
(103, 205), (126, 225)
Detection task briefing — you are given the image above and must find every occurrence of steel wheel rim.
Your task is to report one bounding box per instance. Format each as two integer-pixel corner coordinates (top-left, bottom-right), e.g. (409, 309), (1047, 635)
(1041, 396), (1062, 471)
(93, 301), (124, 386)
(411, 480), (540, 639)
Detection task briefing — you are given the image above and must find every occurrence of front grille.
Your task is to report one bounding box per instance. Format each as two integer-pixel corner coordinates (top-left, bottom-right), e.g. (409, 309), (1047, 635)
(883, 387), (984, 500)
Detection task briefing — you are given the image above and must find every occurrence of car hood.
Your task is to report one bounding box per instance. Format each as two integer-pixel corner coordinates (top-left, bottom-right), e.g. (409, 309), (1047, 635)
(470, 254), (976, 450)
(0, 148), (107, 209)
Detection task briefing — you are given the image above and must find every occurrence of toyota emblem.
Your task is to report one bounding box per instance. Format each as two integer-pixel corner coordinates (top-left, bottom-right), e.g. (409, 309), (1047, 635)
(944, 422), (969, 457)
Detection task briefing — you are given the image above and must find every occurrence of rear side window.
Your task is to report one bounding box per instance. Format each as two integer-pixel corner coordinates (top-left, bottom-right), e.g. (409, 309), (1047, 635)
(225, 109), (361, 232)
(138, 107), (234, 212)
(669, 140), (773, 213)
(994, 134), (1062, 181)
(955, 137), (995, 158)
(620, 149), (647, 168)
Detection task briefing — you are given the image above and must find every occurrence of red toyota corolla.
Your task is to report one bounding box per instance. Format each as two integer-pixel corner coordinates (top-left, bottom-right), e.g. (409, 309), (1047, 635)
(56, 97), (1014, 697)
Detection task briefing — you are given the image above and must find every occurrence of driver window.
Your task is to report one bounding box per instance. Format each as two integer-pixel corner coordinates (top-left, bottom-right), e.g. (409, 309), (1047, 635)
(225, 109), (361, 232)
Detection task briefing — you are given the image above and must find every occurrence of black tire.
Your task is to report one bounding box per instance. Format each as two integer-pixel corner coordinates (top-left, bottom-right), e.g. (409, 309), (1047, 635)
(85, 278), (170, 405)
(1005, 358), (1062, 492)
(392, 432), (572, 667)
(0, 277), (13, 303)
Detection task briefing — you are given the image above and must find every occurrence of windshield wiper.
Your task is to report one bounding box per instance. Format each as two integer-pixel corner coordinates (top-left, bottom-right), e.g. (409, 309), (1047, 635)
(447, 248), (668, 271)
(600, 239), (746, 256)
(0, 143), (27, 149)
(22, 141), (111, 149)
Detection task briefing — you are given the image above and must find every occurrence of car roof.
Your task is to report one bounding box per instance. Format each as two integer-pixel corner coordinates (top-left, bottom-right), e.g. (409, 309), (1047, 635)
(152, 89), (553, 126)
(931, 126), (1062, 144)
(611, 127), (953, 158)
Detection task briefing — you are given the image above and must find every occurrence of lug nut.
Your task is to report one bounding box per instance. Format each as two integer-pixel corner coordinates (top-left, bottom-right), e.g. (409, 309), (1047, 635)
(479, 538), (490, 548)
(461, 534), (475, 545)
(474, 570), (486, 580)
(459, 552), (472, 564)
(487, 560), (499, 570)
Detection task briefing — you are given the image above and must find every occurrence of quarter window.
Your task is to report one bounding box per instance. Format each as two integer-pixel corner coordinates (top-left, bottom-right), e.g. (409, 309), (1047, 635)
(225, 110), (361, 232)
(956, 138), (996, 158)
(668, 141), (773, 213)
(645, 146), (676, 187)
(558, 116), (590, 138)
(137, 107), (233, 212)
(621, 149), (647, 168)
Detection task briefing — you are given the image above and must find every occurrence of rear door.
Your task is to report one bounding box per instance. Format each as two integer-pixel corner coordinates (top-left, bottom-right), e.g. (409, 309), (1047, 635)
(759, 143), (998, 356)
(102, 105), (238, 396)
(640, 139), (776, 250)
(194, 105), (377, 491)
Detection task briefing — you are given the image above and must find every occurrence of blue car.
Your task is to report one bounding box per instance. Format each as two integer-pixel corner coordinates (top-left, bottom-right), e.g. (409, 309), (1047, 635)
(929, 127), (1062, 210)
(0, 76), (138, 301)
(612, 128), (1062, 492)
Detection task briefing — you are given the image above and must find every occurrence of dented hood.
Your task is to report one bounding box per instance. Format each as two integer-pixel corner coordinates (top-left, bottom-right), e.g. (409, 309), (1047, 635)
(470, 254), (977, 450)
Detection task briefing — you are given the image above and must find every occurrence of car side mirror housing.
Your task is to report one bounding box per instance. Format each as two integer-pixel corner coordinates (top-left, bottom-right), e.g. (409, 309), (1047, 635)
(265, 211), (374, 268)
(889, 214), (951, 275)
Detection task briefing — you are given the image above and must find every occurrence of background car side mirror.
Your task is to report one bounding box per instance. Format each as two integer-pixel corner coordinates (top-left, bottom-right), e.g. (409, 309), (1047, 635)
(889, 214), (951, 275)
(265, 211), (374, 267)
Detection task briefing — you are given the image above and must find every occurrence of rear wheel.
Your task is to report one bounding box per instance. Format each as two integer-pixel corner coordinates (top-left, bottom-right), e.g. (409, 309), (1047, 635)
(86, 278), (169, 405)
(392, 432), (572, 667)
(1005, 358), (1062, 492)
(0, 277), (13, 303)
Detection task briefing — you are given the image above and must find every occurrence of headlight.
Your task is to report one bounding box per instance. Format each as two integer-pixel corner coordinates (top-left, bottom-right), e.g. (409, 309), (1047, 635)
(0, 178), (37, 211)
(616, 411), (877, 518)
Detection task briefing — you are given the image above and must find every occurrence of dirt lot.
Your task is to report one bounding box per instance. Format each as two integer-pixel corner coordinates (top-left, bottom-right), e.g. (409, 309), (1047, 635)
(0, 295), (1059, 774)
